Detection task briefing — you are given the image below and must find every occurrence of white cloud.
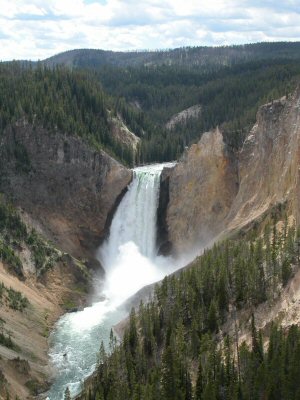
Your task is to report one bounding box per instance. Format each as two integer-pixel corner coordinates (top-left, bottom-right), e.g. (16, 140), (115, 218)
(0, 0), (299, 60)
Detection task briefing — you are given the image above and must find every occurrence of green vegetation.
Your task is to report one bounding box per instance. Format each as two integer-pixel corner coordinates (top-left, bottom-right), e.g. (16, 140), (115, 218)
(81, 217), (300, 399)
(0, 242), (23, 278)
(0, 196), (27, 277)
(0, 331), (14, 349)
(13, 142), (31, 173)
(25, 379), (41, 396)
(46, 42), (300, 69)
(62, 298), (78, 312)
(0, 368), (7, 391)
(96, 59), (300, 161)
(26, 229), (61, 275)
(2, 43), (300, 166)
(0, 196), (61, 277)
(0, 282), (29, 312)
(0, 196), (27, 240)
(0, 318), (18, 349)
(0, 63), (141, 166)
(6, 287), (29, 311)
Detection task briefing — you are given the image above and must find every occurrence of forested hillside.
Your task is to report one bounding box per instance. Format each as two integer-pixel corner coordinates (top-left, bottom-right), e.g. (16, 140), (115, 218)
(2, 44), (300, 166)
(0, 63), (147, 166)
(45, 42), (300, 69)
(96, 59), (300, 160)
(79, 215), (300, 400)
(1, 44), (300, 167)
(44, 43), (300, 163)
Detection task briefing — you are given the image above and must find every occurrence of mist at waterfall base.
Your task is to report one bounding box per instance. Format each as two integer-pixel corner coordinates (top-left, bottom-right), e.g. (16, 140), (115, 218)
(47, 163), (181, 400)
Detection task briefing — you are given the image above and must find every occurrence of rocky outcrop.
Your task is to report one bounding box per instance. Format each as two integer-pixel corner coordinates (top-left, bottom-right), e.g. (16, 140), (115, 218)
(166, 105), (202, 130)
(165, 127), (238, 254)
(164, 88), (300, 254)
(0, 122), (132, 264)
(110, 115), (140, 152)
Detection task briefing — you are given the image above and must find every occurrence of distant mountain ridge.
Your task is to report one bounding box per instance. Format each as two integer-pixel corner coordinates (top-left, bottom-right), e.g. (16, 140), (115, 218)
(44, 42), (300, 69)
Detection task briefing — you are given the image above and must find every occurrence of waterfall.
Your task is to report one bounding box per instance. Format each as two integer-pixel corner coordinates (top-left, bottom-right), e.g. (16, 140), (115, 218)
(99, 163), (174, 307)
(47, 163), (176, 400)
(101, 165), (163, 262)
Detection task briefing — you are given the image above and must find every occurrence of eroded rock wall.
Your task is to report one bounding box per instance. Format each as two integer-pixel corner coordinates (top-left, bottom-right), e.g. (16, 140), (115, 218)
(164, 88), (300, 254)
(226, 90), (300, 232)
(0, 122), (132, 263)
(166, 128), (238, 254)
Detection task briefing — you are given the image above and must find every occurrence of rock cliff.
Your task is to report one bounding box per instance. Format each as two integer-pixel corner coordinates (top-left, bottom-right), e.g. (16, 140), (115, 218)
(0, 122), (132, 264)
(165, 127), (238, 254)
(164, 88), (300, 254)
(226, 90), (300, 233)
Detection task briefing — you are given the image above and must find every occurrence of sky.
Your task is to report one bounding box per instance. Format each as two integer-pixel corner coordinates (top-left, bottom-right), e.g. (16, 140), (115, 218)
(0, 0), (300, 61)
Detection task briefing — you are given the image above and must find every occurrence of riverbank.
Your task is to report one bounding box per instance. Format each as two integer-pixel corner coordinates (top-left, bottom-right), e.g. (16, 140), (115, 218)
(0, 258), (89, 400)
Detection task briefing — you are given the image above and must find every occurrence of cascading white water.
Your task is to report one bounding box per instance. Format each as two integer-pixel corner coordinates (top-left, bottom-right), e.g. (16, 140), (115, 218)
(47, 163), (176, 400)
(101, 164), (163, 262)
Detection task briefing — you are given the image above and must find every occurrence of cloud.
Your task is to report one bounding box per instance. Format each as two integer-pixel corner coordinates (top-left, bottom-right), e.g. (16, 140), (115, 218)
(0, 0), (299, 60)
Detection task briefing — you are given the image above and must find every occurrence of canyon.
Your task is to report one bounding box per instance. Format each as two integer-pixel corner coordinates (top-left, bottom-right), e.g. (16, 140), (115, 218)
(0, 86), (300, 398)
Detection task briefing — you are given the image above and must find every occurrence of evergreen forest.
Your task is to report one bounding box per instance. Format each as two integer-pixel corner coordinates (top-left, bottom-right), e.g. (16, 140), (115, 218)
(78, 214), (300, 400)
(1, 42), (300, 166)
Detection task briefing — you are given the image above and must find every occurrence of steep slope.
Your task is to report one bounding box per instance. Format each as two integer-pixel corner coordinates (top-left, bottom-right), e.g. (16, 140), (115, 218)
(0, 122), (132, 264)
(165, 87), (300, 253)
(0, 259), (87, 400)
(226, 89), (300, 232)
(78, 214), (300, 400)
(0, 197), (91, 399)
(165, 128), (238, 254)
(75, 88), (300, 397)
(70, 87), (300, 400)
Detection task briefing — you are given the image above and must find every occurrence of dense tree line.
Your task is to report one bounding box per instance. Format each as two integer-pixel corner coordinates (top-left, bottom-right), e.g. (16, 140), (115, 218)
(2, 54), (300, 165)
(47, 42), (300, 70)
(79, 216), (300, 399)
(94, 59), (300, 161)
(0, 63), (140, 166)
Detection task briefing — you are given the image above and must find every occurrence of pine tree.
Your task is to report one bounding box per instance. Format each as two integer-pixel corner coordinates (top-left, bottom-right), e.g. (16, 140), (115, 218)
(64, 387), (71, 400)
(195, 360), (203, 400)
(251, 314), (263, 363)
(161, 345), (177, 400)
(207, 301), (218, 333)
(129, 308), (138, 354)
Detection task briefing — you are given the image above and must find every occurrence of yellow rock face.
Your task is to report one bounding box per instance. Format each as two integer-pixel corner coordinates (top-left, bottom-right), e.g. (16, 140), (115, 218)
(166, 88), (300, 255)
